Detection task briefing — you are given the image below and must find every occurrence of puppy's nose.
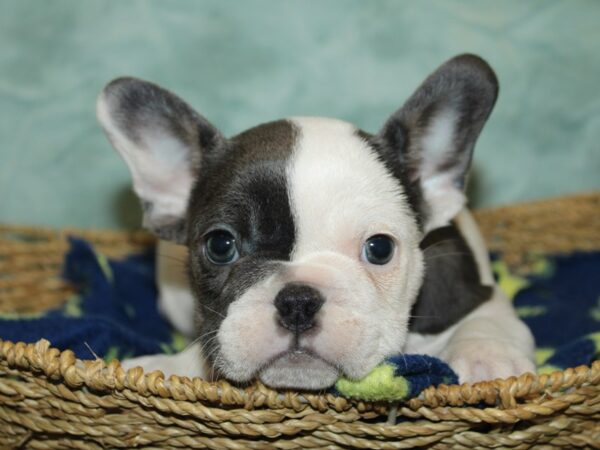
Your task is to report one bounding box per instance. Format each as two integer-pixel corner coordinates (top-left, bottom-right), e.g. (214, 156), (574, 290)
(274, 284), (324, 334)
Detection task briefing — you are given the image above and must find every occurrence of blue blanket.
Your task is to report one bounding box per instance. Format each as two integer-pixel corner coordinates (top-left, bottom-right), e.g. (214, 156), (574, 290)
(505, 252), (600, 373)
(0, 238), (184, 361)
(1, 237), (598, 401)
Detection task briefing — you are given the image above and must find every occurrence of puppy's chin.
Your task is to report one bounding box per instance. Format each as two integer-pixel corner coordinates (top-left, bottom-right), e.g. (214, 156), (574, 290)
(258, 351), (339, 390)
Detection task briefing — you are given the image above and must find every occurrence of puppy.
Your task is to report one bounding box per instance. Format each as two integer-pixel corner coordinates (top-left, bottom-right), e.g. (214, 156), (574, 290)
(97, 54), (535, 389)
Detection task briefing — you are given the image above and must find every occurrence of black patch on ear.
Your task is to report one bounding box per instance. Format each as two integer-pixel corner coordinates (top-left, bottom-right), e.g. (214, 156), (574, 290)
(409, 224), (493, 334)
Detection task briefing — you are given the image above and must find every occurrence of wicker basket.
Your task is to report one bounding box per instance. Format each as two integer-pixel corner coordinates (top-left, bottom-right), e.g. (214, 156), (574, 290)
(1, 193), (599, 449)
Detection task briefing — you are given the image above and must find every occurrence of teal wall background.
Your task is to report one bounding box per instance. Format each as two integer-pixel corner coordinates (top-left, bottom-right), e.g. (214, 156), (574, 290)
(1, 0), (599, 229)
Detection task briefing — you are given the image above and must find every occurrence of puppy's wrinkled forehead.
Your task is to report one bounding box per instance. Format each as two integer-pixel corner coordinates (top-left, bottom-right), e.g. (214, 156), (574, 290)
(190, 117), (416, 259)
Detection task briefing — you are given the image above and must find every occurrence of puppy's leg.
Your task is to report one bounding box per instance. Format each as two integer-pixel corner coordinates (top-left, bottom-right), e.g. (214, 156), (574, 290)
(439, 288), (536, 383)
(120, 341), (209, 379)
(120, 241), (208, 379)
(156, 240), (196, 337)
(439, 210), (536, 383)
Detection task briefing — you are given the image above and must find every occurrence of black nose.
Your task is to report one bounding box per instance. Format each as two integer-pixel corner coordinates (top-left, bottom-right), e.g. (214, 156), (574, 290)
(274, 284), (324, 334)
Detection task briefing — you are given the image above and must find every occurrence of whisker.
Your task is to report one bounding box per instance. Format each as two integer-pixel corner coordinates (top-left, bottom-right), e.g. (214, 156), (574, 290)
(182, 335), (202, 353)
(205, 347), (223, 382)
(180, 332), (220, 377)
(198, 328), (220, 339)
(210, 355), (223, 382)
(83, 341), (100, 360)
(198, 334), (220, 353)
(196, 336), (220, 360)
(200, 303), (226, 319)
(182, 328), (219, 353)
(202, 334), (221, 349)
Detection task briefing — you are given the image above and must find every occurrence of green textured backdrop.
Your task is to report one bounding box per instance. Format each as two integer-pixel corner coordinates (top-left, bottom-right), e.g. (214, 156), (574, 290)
(1, 0), (599, 229)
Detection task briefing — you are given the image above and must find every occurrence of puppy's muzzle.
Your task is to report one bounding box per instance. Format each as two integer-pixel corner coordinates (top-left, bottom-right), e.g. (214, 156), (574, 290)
(274, 284), (324, 334)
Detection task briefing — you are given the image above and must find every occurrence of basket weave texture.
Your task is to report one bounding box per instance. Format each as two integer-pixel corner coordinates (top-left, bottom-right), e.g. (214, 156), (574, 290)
(1, 192), (599, 449)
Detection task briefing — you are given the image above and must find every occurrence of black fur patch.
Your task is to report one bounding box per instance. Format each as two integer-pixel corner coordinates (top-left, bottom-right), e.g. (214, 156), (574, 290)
(186, 120), (299, 365)
(409, 224), (493, 334)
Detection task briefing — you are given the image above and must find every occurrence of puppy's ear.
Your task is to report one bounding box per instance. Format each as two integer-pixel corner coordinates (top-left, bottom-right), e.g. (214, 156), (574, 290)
(379, 54), (498, 231)
(97, 77), (225, 243)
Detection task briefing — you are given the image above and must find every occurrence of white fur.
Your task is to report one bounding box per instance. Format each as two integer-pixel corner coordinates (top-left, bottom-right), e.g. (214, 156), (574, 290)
(121, 340), (209, 379)
(217, 274), (294, 381)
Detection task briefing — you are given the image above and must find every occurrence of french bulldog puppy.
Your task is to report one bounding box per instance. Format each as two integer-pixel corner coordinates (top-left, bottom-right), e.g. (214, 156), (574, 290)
(97, 54), (535, 389)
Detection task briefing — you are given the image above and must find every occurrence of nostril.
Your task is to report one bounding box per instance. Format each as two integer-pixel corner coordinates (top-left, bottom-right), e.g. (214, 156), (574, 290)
(302, 297), (321, 317)
(274, 283), (324, 334)
(274, 295), (295, 317)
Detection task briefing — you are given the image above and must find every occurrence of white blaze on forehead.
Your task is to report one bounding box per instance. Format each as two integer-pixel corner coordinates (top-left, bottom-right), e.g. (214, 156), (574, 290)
(287, 117), (419, 260)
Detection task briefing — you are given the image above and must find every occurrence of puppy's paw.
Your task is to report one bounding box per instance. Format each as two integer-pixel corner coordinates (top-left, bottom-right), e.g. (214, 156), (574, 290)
(119, 345), (208, 379)
(443, 341), (535, 384)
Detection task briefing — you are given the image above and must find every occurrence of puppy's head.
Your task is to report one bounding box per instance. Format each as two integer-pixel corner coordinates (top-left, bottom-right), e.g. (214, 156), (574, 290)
(97, 54), (498, 389)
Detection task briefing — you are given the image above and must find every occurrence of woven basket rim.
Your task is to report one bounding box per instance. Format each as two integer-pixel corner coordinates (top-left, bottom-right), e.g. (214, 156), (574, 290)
(2, 336), (599, 415)
(1, 191), (599, 418)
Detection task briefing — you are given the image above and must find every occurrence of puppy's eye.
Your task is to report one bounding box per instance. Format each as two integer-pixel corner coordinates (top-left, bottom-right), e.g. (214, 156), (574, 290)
(204, 230), (239, 265)
(362, 234), (395, 265)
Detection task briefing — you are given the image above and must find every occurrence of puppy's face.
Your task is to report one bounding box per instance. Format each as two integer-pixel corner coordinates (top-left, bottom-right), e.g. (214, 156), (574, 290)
(185, 118), (424, 388)
(98, 54), (498, 389)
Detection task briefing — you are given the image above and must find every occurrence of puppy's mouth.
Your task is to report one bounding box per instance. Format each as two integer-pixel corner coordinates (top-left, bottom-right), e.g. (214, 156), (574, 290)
(257, 348), (339, 390)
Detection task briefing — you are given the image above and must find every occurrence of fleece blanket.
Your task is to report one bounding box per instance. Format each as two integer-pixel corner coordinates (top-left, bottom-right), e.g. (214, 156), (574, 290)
(1, 238), (598, 401)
